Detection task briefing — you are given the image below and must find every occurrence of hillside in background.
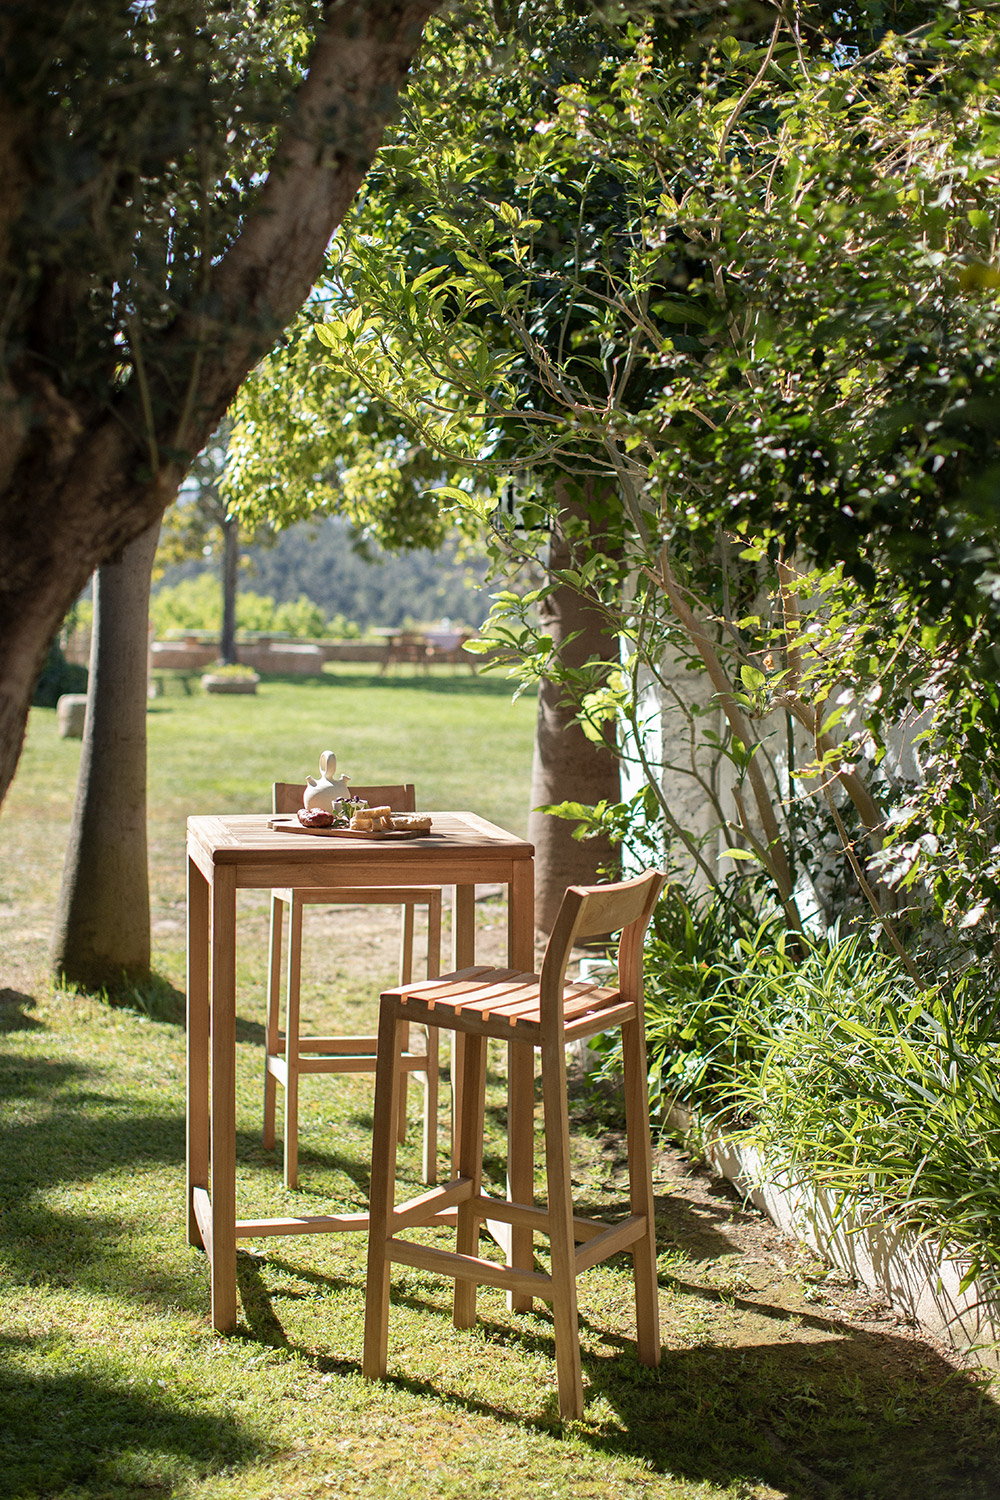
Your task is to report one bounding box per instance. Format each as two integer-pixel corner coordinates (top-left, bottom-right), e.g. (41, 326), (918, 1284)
(158, 516), (497, 632)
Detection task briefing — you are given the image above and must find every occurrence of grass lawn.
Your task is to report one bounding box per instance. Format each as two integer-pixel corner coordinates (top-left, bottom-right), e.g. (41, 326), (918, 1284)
(2, 671), (1000, 1498)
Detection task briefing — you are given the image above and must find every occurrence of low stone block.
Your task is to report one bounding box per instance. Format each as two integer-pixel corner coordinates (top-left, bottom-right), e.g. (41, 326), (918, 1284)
(57, 693), (88, 738)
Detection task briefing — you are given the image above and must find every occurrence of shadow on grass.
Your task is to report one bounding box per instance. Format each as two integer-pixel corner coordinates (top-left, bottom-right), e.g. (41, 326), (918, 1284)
(0, 1040), (382, 1315)
(0, 1332), (275, 1498)
(53, 970), (189, 1027)
(0, 988), (43, 1032)
(236, 1237), (1000, 1500)
(1, 1046), (201, 1312)
(573, 1307), (1000, 1500)
(49, 972), (267, 1048)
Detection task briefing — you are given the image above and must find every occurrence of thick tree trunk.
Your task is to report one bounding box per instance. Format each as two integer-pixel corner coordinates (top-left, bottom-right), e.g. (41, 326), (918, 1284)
(0, 0), (440, 811)
(220, 515), (240, 666)
(527, 486), (621, 936)
(0, 432), (179, 817)
(51, 522), (160, 991)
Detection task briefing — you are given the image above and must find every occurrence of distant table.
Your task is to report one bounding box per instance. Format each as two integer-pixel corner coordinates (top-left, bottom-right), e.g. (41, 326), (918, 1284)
(377, 629), (474, 672)
(378, 629), (429, 672)
(186, 811), (534, 1331)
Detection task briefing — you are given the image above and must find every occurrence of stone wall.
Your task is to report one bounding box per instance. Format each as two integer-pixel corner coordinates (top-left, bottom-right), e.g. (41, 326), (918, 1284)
(147, 638), (388, 674)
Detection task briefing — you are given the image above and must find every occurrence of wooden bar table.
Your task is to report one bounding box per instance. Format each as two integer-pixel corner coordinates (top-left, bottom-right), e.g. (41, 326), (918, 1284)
(186, 811), (534, 1331)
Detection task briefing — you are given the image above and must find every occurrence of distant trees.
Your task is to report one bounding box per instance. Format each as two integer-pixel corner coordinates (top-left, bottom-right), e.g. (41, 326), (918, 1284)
(225, 517), (492, 633)
(156, 430), (270, 667)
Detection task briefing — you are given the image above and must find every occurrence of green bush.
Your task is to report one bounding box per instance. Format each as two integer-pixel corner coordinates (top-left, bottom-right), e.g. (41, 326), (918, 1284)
(150, 574), (360, 639)
(270, 595), (327, 638)
(32, 640), (88, 708)
(151, 574), (222, 635)
(608, 887), (1000, 1280)
(738, 962), (1000, 1283)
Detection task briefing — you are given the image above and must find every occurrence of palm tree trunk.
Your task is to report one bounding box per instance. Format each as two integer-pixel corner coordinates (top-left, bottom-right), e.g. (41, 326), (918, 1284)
(220, 514), (239, 666)
(527, 483), (620, 936)
(51, 521), (160, 992)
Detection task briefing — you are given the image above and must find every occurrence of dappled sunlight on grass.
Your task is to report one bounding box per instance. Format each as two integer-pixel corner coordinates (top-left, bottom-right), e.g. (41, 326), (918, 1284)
(2, 681), (1000, 1496)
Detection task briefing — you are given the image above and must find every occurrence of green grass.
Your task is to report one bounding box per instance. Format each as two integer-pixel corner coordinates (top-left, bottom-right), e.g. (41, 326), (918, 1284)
(3, 668), (536, 995)
(3, 674), (1000, 1498)
(139, 666), (536, 832)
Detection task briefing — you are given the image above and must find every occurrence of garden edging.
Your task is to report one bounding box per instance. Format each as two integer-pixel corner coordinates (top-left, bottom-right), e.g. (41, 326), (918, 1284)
(665, 1103), (1000, 1365)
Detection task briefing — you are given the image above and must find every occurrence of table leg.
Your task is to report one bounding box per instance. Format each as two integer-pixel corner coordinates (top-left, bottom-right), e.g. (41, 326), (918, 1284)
(452, 883), (476, 970)
(210, 864), (239, 1332)
(187, 855), (210, 1248)
(507, 858), (536, 1310)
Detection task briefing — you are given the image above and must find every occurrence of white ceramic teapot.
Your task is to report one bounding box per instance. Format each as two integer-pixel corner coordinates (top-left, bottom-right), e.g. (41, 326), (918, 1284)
(303, 750), (352, 812)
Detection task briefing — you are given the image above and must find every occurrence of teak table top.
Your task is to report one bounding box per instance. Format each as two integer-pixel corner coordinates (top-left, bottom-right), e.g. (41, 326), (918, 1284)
(187, 810), (532, 887)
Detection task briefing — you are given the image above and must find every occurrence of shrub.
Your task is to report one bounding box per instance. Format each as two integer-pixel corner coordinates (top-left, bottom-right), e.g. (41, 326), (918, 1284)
(150, 574), (360, 639)
(595, 887), (1000, 1280)
(32, 640), (88, 708)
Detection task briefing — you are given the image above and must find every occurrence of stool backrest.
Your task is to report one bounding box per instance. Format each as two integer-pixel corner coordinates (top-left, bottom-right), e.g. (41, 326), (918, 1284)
(539, 870), (665, 1027)
(272, 782), (417, 815)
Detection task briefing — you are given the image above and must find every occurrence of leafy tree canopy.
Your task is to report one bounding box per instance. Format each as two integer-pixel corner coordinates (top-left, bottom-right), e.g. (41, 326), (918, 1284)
(255, 0), (1000, 966)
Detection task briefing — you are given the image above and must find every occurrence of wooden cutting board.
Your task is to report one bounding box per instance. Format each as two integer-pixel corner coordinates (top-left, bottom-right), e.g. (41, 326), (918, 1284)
(266, 815), (429, 840)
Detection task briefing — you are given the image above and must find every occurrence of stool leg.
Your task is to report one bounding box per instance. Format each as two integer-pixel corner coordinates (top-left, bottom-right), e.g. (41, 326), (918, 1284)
(540, 1034), (584, 1420)
(263, 894), (284, 1150)
(421, 1025), (439, 1187)
(453, 1029), (487, 1329)
(364, 1004), (407, 1380)
(396, 1020), (411, 1144)
(506, 1039), (535, 1312)
(283, 897), (304, 1190)
(399, 901), (416, 985)
(426, 890), (442, 982)
(621, 1014), (660, 1367)
(421, 891), (442, 1186)
(396, 903), (417, 1141)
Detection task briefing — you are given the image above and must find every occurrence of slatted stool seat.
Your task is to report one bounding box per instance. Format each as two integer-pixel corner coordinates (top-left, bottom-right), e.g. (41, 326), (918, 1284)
(363, 869), (665, 1420)
(264, 781), (443, 1190)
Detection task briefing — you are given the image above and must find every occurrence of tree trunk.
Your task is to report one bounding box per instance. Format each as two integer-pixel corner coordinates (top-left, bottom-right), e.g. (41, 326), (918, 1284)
(527, 486), (621, 936)
(220, 514), (240, 666)
(0, 0), (440, 811)
(51, 521), (160, 991)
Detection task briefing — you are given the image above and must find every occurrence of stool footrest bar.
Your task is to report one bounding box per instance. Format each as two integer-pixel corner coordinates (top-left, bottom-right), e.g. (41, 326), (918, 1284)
(386, 1237), (550, 1297)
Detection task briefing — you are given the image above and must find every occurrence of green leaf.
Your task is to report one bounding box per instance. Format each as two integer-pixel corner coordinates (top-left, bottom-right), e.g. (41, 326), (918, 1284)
(492, 200), (521, 227)
(820, 706), (847, 736)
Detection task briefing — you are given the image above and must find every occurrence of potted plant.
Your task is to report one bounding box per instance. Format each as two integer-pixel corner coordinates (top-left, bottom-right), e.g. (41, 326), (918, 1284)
(200, 662), (260, 695)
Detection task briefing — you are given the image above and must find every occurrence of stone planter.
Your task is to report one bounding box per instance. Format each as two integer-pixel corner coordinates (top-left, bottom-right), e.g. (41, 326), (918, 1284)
(57, 693), (89, 738)
(201, 673), (259, 695)
(665, 1102), (1000, 1363)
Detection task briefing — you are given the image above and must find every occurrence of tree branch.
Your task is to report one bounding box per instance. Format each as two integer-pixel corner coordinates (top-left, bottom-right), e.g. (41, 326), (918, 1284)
(161, 0), (442, 454)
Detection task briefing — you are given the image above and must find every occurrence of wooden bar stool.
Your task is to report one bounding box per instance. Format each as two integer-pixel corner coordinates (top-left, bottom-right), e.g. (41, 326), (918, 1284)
(363, 868), (665, 1420)
(263, 781), (443, 1190)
